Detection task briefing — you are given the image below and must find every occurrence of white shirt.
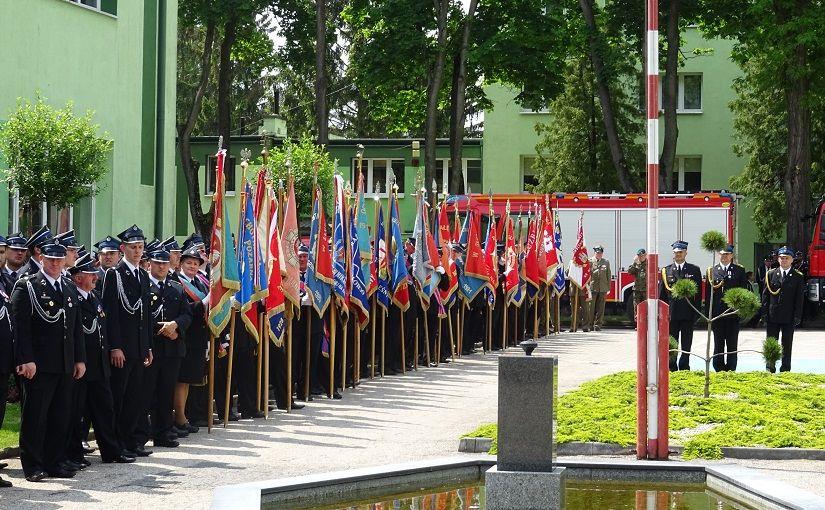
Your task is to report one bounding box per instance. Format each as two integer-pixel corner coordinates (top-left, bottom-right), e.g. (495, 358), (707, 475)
(77, 287), (90, 300)
(123, 259), (140, 275)
(149, 275), (166, 288)
(40, 270), (62, 291)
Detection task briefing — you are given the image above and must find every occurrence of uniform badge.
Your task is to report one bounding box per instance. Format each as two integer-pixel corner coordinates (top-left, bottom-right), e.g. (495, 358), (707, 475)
(152, 295), (158, 301)
(49, 300), (54, 307)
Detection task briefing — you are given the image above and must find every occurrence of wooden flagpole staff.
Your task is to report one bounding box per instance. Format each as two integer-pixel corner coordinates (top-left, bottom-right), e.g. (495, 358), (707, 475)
(207, 332), (215, 433)
(286, 302), (293, 411)
(304, 310), (312, 401)
(223, 311), (237, 427)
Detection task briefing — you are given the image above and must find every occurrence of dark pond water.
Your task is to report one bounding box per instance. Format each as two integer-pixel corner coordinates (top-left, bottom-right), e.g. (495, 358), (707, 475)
(321, 481), (748, 510)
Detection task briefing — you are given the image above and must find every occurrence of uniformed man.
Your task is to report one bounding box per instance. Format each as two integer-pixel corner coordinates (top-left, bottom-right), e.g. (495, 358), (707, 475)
(2, 233), (28, 295)
(0, 252), (13, 487)
(11, 239), (85, 481)
(163, 236), (183, 280)
(19, 225), (52, 277)
(0, 235), (6, 271)
(141, 248), (192, 447)
(55, 229), (81, 269)
(628, 248), (647, 320)
(586, 245), (612, 331)
(660, 241), (702, 371)
(761, 246), (805, 372)
(707, 244), (749, 371)
(67, 253), (134, 465)
(102, 224), (153, 457)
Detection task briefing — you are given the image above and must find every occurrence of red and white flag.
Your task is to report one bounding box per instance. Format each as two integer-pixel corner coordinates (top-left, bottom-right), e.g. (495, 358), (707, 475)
(568, 213), (591, 290)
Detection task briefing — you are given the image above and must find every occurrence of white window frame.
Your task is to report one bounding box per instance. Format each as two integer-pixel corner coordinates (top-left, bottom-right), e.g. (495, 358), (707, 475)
(355, 158), (406, 199)
(434, 158), (482, 197)
(63, 0), (117, 18)
(658, 73), (703, 114)
(204, 155), (237, 197)
(520, 107), (550, 115)
(674, 156), (702, 192)
(520, 156), (539, 192)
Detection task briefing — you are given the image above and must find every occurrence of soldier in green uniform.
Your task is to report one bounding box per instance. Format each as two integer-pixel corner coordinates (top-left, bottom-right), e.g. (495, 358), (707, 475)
(628, 248), (647, 320)
(586, 245), (611, 331)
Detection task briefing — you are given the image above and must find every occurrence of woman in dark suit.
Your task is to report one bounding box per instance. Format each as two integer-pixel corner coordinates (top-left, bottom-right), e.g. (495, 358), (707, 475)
(173, 246), (209, 434)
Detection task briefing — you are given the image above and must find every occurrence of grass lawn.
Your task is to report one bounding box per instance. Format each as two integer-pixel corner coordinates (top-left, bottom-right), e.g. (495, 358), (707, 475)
(464, 371), (825, 459)
(1, 403), (20, 451)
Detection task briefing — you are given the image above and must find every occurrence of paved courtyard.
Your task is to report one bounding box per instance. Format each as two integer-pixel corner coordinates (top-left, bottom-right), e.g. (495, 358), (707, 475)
(2, 328), (824, 509)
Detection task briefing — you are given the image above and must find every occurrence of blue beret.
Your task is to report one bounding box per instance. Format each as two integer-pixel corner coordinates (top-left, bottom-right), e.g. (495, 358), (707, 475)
(637, 248), (646, 255)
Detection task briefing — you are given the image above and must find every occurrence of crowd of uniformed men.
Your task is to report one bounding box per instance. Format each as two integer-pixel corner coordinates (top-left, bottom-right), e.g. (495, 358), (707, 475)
(0, 225), (806, 487)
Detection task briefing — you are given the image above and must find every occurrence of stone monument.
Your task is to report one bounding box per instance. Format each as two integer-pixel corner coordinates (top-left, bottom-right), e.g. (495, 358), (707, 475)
(485, 349), (566, 509)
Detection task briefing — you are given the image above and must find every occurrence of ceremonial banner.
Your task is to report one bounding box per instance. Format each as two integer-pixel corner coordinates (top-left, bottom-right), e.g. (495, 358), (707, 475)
(436, 202), (458, 303)
(266, 194), (286, 346)
(504, 213), (520, 304)
(253, 169), (270, 301)
(524, 210), (542, 300)
(208, 149), (240, 337)
(552, 211), (566, 295)
(306, 187), (332, 316)
(412, 193), (435, 307)
(374, 203), (391, 311)
(349, 206), (370, 329)
(355, 171), (373, 295)
(543, 199), (560, 282)
(568, 213), (591, 290)
(280, 177), (301, 308)
(483, 213), (498, 299)
(332, 175), (349, 316)
(389, 192), (410, 311)
(459, 211), (489, 302)
(237, 181), (266, 341)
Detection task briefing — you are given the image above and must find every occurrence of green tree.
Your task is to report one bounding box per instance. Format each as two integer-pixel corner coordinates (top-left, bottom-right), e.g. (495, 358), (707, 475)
(266, 137), (335, 217)
(699, 0), (825, 250)
(0, 95), (112, 209)
(729, 56), (825, 243)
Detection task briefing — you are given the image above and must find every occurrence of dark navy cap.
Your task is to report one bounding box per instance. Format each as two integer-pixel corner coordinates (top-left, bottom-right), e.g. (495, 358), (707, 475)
(162, 236), (181, 252)
(77, 245), (89, 259)
(149, 249), (171, 263)
(0, 235), (6, 247)
(56, 229), (79, 248)
(117, 224), (146, 244)
(5, 233), (28, 249)
(145, 239), (161, 253)
(94, 235), (120, 253)
(671, 240), (688, 252)
(777, 246), (794, 257)
(41, 239), (67, 259)
(298, 244), (309, 255)
(719, 244), (734, 254)
(182, 232), (205, 251)
(70, 253), (98, 274)
(26, 225), (52, 249)
(180, 245), (206, 263)
(637, 248), (646, 255)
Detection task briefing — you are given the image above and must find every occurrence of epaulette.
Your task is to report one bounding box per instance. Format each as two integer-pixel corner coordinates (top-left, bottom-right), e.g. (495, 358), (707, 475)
(795, 269), (803, 276)
(735, 263), (745, 269)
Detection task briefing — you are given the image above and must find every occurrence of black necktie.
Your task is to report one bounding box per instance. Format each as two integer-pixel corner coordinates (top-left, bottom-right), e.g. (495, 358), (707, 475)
(54, 281), (63, 299)
(781, 270), (786, 283)
(9, 271), (16, 281)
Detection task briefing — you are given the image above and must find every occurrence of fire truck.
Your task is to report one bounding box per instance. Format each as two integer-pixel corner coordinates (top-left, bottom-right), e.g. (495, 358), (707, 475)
(449, 192), (738, 318)
(806, 197), (825, 312)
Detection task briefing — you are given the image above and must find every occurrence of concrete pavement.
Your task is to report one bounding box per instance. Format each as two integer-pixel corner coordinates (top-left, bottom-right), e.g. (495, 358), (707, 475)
(0, 328), (823, 509)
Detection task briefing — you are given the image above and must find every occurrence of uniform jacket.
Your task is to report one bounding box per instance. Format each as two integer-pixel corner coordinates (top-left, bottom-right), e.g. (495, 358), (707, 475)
(79, 289), (111, 381)
(18, 258), (41, 278)
(11, 272), (85, 373)
(589, 258), (612, 293)
(102, 260), (152, 361)
(0, 286), (14, 374)
(178, 273), (209, 345)
(706, 263), (749, 317)
(659, 262), (703, 322)
(628, 259), (647, 294)
(1, 267), (21, 295)
(148, 278), (192, 358)
(761, 267), (805, 325)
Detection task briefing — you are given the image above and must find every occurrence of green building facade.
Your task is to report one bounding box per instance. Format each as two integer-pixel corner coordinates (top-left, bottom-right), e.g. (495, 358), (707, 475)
(482, 27), (764, 270)
(0, 0), (178, 247)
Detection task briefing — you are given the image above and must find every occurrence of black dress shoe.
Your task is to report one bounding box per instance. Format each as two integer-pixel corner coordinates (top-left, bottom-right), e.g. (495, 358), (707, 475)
(70, 457), (91, 468)
(103, 454), (136, 464)
(240, 411), (265, 419)
(59, 461), (80, 472)
(0, 475), (11, 487)
(25, 470), (48, 482)
(119, 450), (137, 459)
(153, 438), (179, 448)
(178, 422), (199, 433)
(332, 391), (342, 400)
(227, 412), (241, 422)
(172, 426), (189, 438)
(192, 419), (209, 428)
(132, 445), (153, 457)
(82, 441), (95, 454)
(46, 467), (76, 478)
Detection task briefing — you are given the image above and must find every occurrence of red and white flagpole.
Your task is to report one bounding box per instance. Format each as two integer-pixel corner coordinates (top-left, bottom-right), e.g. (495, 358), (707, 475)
(637, 0), (669, 460)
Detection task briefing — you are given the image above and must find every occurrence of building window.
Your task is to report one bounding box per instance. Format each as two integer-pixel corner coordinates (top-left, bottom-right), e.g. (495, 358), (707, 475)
(434, 159), (483, 195)
(521, 156), (539, 192)
(520, 107), (550, 114)
(351, 158), (406, 197)
(65, 0), (118, 15)
(659, 73), (702, 113)
(670, 156), (702, 192)
(205, 155), (237, 195)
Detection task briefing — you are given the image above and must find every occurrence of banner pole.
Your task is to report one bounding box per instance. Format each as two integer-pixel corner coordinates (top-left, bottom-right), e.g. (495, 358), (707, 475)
(303, 309), (312, 401)
(207, 332), (215, 433)
(223, 311), (237, 428)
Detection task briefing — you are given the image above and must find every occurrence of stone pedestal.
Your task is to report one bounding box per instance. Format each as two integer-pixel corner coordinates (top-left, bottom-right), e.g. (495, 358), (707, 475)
(486, 354), (562, 509)
(485, 465), (566, 510)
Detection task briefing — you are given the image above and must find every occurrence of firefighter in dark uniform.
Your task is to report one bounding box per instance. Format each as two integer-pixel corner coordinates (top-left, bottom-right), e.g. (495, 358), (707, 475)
(0, 252), (13, 487)
(19, 225), (52, 277)
(142, 248), (192, 447)
(11, 239), (86, 482)
(94, 236), (122, 293)
(707, 244), (749, 371)
(761, 246), (805, 372)
(102, 225), (153, 457)
(628, 248), (647, 320)
(2, 233), (29, 295)
(67, 253), (135, 465)
(659, 240), (702, 371)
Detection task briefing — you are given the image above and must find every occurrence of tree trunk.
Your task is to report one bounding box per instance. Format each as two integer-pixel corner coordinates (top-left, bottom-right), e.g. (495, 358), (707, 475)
(586, 60), (598, 177)
(218, 15), (238, 154)
(578, 0), (636, 193)
(449, 0), (479, 196)
(178, 21), (216, 240)
(425, 0), (450, 195)
(660, 0), (680, 192)
(784, 46), (811, 251)
(315, 0), (329, 145)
